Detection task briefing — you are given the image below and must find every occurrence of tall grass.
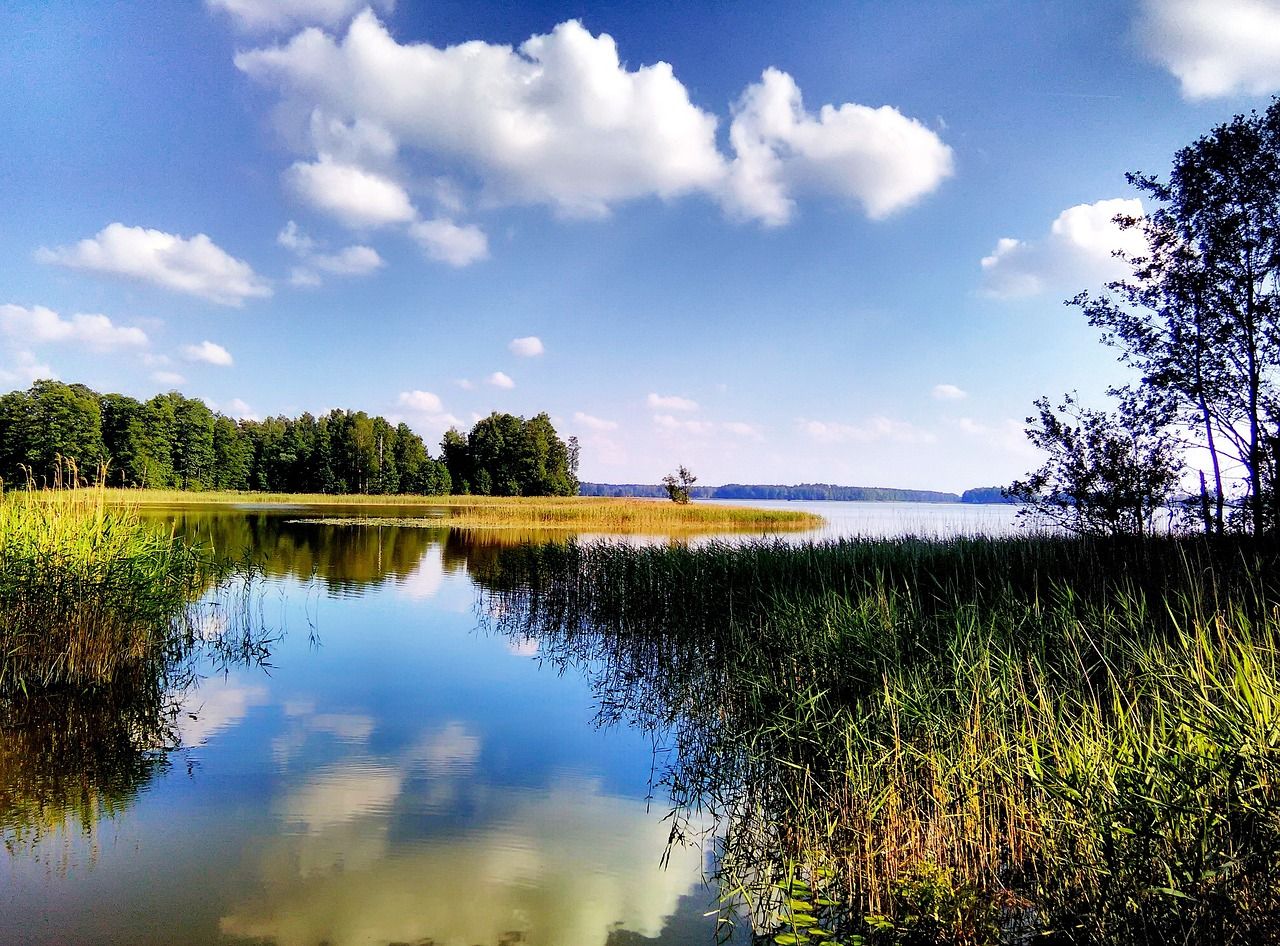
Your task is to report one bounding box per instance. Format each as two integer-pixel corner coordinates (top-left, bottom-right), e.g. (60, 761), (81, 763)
(480, 535), (1280, 945)
(0, 487), (208, 694)
(89, 488), (825, 533)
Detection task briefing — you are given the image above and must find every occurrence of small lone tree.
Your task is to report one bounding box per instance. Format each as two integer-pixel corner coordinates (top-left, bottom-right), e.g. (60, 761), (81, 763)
(1007, 389), (1183, 537)
(662, 465), (697, 504)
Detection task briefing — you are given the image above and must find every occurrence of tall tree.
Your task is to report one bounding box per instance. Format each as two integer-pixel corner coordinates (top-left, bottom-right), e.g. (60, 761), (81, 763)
(1071, 100), (1280, 535)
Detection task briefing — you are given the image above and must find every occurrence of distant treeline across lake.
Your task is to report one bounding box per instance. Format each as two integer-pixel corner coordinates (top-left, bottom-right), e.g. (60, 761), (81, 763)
(580, 482), (1014, 503)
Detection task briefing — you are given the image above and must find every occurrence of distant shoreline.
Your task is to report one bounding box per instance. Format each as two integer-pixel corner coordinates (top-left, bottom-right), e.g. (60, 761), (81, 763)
(580, 483), (1016, 504)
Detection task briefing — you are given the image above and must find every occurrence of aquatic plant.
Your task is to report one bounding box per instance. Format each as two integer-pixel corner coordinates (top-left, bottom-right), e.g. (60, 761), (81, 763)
(480, 534), (1280, 945)
(0, 485), (209, 694)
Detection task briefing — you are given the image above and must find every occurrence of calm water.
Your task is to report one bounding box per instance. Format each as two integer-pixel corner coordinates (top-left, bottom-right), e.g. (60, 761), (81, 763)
(0, 501), (1018, 946)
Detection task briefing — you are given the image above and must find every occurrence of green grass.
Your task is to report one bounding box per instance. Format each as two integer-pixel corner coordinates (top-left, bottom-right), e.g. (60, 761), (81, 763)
(93, 488), (825, 534)
(480, 535), (1280, 945)
(0, 487), (209, 694)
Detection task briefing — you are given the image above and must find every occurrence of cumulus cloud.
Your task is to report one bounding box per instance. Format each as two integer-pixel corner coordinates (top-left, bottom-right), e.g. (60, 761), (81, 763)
(397, 389), (460, 433)
(279, 221), (384, 286)
(37, 223), (271, 306)
(0, 351), (56, 387)
(486, 371), (515, 389)
(724, 68), (954, 225)
(508, 335), (544, 357)
(182, 340), (234, 366)
(573, 411), (618, 431)
(1139, 0), (1280, 99)
(647, 392), (698, 412)
(208, 0), (394, 33)
(0, 304), (148, 350)
(932, 383), (968, 401)
(226, 398), (260, 420)
(287, 156), (417, 228)
(397, 389), (443, 414)
(980, 198), (1147, 298)
(409, 218), (489, 267)
(235, 12), (952, 234)
(237, 14), (725, 219)
(799, 417), (935, 445)
(152, 370), (186, 386)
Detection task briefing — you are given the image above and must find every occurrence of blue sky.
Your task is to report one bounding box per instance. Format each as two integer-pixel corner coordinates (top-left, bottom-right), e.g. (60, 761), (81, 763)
(1, 0), (1276, 490)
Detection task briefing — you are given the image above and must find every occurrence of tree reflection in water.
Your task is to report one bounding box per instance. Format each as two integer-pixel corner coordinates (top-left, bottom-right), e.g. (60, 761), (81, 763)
(1, 580), (277, 865)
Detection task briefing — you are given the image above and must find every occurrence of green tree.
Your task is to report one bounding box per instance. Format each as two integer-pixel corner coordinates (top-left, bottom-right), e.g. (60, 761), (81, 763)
(440, 428), (471, 494)
(662, 465), (697, 504)
(1070, 99), (1280, 535)
(1007, 389), (1183, 538)
(212, 416), (252, 490)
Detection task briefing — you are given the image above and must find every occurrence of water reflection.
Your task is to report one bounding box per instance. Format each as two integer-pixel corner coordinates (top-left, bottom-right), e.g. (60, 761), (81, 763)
(0, 593), (275, 864)
(222, 773), (706, 946)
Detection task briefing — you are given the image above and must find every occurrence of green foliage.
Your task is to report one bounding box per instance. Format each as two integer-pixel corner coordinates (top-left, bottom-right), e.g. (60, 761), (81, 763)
(482, 534), (1280, 946)
(438, 411), (579, 498)
(0, 485), (208, 694)
(1053, 98), (1280, 536)
(662, 464), (697, 503)
(1008, 389), (1184, 536)
(0, 380), (452, 497)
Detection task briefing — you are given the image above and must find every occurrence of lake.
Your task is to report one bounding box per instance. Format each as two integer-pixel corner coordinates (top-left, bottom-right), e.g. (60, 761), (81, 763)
(0, 501), (1019, 946)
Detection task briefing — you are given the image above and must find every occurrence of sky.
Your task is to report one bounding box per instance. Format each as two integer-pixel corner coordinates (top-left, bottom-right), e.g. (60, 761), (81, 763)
(2, 0), (1278, 491)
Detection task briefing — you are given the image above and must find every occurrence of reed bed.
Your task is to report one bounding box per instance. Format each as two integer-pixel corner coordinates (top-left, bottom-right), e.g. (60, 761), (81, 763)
(481, 535), (1280, 945)
(90, 488), (823, 533)
(0, 487), (208, 694)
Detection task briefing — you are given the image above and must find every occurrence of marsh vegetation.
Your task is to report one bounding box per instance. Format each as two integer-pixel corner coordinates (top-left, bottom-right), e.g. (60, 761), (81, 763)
(481, 535), (1280, 945)
(0, 486), (211, 695)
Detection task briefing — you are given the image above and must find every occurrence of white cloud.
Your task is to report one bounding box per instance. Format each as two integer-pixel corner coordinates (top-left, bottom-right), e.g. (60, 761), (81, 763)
(646, 392), (698, 412)
(980, 198), (1147, 298)
(397, 389), (443, 414)
(0, 351), (56, 387)
(289, 267), (324, 288)
(37, 223), (271, 307)
(277, 219), (316, 253)
(1139, 0), (1280, 99)
(724, 68), (954, 225)
(237, 14), (726, 219)
(278, 221), (384, 286)
(486, 371), (515, 389)
(508, 336), (544, 357)
(310, 244), (383, 275)
(396, 389), (460, 435)
(208, 0), (394, 32)
(653, 413), (714, 435)
(454, 378), (474, 390)
(152, 370), (186, 386)
(0, 304), (148, 350)
(798, 417), (935, 445)
(932, 383), (968, 401)
(408, 218), (489, 267)
(287, 156), (417, 228)
(225, 398), (259, 420)
(236, 13), (951, 231)
(182, 340), (235, 366)
(573, 411), (618, 431)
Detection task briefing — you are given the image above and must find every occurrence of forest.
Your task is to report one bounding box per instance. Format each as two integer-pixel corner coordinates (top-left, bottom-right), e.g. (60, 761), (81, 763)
(0, 380), (579, 497)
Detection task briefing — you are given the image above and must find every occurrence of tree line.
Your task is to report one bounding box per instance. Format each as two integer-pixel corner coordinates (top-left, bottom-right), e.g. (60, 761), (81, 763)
(580, 481), (1002, 503)
(1011, 99), (1280, 538)
(0, 380), (579, 497)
